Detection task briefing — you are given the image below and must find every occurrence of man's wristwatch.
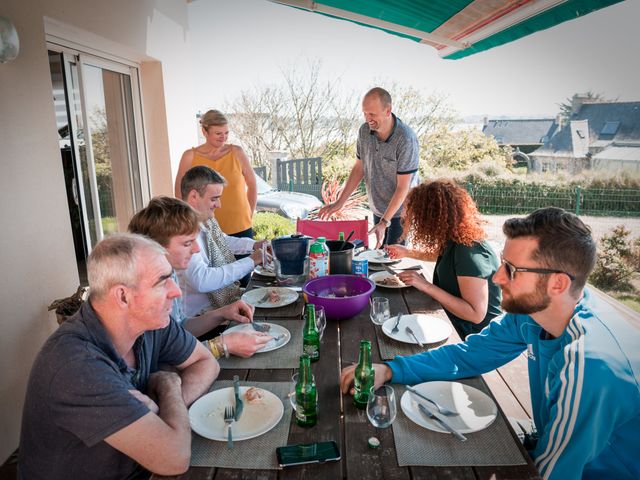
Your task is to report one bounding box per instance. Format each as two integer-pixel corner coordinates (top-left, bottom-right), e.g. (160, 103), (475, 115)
(380, 217), (391, 228)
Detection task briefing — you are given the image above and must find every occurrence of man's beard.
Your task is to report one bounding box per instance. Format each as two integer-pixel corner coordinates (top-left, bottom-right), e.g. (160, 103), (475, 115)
(501, 276), (551, 315)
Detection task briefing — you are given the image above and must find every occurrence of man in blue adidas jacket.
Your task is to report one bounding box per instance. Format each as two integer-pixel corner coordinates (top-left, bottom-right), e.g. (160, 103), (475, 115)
(341, 207), (639, 479)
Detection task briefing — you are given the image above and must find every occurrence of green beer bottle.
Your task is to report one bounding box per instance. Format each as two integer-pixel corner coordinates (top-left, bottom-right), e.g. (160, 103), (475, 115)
(303, 303), (320, 362)
(295, 354), (318, 427)
(338, 231), (345, 241)
(354, 340), (374, 409)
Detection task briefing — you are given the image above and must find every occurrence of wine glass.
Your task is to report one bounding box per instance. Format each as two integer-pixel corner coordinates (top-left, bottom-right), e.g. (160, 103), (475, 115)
(315, 305), (327, 340)
(366, 385), (397, 428)
(369, 297), (390, 325)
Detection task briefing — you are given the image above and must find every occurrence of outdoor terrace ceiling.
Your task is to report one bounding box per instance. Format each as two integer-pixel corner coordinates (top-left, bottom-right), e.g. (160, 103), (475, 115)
(270, 0), (624, 59)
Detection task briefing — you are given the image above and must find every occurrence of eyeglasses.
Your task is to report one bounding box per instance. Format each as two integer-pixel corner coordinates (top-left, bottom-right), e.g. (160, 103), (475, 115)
(500, 256), (575, 282)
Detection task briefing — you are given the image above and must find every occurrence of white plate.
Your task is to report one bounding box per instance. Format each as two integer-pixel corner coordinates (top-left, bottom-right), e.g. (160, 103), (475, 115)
(400, 381), (498, 434)
(355, 249), (399, 264)
(189, 386), (284, 441)
(369, 271), (408, 289)
(223, 322), (291, 353)
(254, 265), (275, 277)
(241, 287), (299, 308)
(381, 313), (452, 344)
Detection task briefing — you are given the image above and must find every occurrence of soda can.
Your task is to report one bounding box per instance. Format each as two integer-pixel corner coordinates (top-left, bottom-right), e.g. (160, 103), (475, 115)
(352, 258), (368, 277)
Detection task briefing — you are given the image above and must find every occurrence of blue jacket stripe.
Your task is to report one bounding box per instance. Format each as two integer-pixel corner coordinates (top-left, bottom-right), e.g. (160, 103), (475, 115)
(536, 319), (585, 478)
(542, 320), (586, 477)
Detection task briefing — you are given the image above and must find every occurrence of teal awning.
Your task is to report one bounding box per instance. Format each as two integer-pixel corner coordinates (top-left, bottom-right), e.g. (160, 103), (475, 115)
(270, 0), (624, 59)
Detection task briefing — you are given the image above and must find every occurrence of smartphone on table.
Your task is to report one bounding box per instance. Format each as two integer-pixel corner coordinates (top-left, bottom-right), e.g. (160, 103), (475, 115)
(276, 441), (341, 467)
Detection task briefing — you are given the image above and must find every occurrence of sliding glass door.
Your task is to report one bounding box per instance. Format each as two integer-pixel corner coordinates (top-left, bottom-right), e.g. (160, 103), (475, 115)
(48, 46), (149, 282)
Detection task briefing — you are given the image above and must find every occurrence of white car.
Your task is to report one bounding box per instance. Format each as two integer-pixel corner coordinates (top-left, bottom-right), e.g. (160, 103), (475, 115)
(255, 175), (322, 220)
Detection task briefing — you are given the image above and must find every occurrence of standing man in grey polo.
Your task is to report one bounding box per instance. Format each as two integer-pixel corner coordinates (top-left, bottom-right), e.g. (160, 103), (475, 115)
(319, 87), (419, 247)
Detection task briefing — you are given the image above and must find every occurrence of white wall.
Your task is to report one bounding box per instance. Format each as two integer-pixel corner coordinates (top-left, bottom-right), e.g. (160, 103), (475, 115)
(0, 0), (196, 462)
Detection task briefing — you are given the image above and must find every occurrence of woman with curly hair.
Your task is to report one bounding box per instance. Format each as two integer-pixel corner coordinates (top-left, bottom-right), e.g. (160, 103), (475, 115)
(387, 179), (502, 338)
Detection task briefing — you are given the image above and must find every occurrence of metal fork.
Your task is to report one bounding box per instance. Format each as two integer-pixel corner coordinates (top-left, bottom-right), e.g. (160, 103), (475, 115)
(250, 321), (271, 333)
(407, 386), (459, 416)
(391, 312), (403, 334)
(224, 405), (235, 449)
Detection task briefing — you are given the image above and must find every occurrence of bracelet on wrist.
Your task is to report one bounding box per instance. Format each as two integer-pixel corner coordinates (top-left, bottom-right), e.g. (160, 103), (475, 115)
(206, 339), (221, 359)
(221, 337), (230, 358)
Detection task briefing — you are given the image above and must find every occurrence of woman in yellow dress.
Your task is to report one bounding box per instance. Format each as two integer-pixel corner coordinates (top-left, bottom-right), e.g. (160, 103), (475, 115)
(175, 110), (257, 286)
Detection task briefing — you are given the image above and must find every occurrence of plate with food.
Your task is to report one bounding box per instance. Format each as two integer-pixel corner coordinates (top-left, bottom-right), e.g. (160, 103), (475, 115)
(241, 287), (299, 308)
(369, 271), (407, 289)
(381, 313), (452, 344)
(253, 264), (275, 277)
(223, 322), (291, 353)
(400, 381), (497, 434)
(355, 249), (400, 265)
(189, 386), (284, 441)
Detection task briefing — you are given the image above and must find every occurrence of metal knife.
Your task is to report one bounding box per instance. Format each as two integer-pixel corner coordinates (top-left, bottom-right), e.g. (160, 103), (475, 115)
(382, 264), (398, 276)
(233, 375), (243, 421)
(405, 326), (424, 347)
(416, 402), (467, 442)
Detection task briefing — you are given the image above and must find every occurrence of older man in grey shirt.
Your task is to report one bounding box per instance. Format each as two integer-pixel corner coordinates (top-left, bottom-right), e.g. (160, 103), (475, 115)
(319, 87), (419, 247)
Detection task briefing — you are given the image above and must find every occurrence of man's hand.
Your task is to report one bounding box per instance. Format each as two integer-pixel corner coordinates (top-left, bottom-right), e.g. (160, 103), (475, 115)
(368, 222), (387, 249)
(340, 363), (393, 395)
(397, 270), (431, 294)
(250, 248), (263, 265)
(318, 202), (343, 220)
(129, 389), (159, 414)
(386, 244), (409, 259)
(224, 331), (273, 357)
(217, 300), (254, 324)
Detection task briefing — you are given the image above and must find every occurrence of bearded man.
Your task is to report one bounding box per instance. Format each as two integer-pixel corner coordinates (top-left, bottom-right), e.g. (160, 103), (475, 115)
(340, 207), (639, 480)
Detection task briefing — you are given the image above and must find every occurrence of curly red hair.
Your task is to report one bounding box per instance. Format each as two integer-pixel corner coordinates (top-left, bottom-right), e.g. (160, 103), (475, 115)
(403, 179), (486, 255)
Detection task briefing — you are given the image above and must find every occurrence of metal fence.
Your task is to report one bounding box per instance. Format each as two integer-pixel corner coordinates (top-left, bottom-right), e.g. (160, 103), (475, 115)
(259, 156), (639, 218)
(276, 157), (323, 199)
(464, 183), (640, 217)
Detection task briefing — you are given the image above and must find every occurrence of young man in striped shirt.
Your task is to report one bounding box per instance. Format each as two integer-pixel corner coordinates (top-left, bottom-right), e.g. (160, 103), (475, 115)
(341, 207), (639, 479)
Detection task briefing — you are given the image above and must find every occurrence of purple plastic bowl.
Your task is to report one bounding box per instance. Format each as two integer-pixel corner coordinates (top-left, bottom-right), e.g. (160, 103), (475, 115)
(303, 275), (376, 319)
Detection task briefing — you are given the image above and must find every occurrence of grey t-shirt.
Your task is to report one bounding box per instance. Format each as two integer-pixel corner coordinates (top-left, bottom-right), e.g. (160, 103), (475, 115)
(18, 301), (197, 480)
(356, 114), (420, 217)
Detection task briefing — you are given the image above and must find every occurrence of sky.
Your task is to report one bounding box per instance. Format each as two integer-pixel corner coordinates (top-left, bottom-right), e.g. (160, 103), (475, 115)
(188, 0), (640, 118)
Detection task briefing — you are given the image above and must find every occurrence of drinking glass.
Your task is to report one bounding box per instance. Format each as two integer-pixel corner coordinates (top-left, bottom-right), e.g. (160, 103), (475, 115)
(366, 385), (397, 429)
(261, 240), (273, 272)
(290, 372), (318, 411)
(369, 297), (390, 325)
(315, 305), (327, 340)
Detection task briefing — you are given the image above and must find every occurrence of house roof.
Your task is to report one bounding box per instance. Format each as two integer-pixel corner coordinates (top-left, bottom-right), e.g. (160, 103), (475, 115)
(592, 145), (640, 162)
(534, 101), (640, 156)
(482, 118), (557, 146)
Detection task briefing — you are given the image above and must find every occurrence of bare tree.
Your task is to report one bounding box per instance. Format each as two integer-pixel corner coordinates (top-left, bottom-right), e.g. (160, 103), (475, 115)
(226, 59), (360, 165)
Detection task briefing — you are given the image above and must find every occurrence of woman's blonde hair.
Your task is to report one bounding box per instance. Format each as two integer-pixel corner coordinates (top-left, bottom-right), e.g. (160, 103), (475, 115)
(200, 109), (227, 131)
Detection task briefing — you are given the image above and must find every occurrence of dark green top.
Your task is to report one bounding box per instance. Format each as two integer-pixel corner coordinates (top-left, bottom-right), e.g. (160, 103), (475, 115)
(433, 240), (502, 339)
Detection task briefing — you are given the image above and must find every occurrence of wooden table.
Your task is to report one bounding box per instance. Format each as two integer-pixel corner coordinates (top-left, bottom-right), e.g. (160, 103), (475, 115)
(152, 277), (540, 479)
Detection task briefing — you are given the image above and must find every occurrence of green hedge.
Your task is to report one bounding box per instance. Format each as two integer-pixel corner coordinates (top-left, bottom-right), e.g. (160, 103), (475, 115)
(463, 182), (640, 217)
(253, 212), (295, 239)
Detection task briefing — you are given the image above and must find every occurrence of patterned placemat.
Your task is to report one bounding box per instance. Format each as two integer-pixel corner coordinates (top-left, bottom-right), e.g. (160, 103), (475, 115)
(191, 380), (292, 469)
(375, 324), (447, 360)
(391, 378), (527, 466)
(218, 319), (303, 369)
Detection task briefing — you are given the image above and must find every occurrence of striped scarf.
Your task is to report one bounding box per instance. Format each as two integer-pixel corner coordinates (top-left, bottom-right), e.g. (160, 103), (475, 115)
(204, 218), (241, 309)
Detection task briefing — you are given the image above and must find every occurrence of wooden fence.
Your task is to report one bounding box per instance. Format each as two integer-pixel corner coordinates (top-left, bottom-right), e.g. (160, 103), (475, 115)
(276, 157), (323, 199)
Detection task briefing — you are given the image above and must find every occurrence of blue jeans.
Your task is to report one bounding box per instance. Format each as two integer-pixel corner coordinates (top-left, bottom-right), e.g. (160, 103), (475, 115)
(373, 214), (405, 246)
(229, 227), (254, 288)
